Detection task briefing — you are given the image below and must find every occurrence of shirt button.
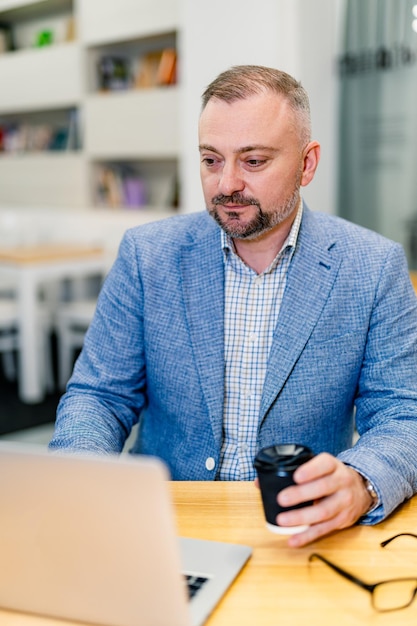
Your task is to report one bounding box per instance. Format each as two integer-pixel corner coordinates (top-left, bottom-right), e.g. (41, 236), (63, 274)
(205, 457), (215, 471)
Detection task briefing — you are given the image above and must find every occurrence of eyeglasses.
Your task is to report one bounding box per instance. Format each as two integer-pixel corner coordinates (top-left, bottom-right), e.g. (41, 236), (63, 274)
(309, 533), (417, 612)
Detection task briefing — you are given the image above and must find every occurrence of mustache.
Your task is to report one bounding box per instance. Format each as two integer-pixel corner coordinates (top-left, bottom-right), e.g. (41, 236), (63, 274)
(212, 193), (261, 208)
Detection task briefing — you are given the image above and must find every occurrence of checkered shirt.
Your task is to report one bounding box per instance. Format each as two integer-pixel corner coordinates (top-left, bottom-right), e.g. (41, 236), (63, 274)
(218, 205), (302, 480)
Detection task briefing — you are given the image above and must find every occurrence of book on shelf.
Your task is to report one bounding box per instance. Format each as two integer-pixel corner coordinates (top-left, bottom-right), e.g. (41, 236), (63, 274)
(135, 51), (163, 88)
(97, 167), (123, 208)
(156, 48), (177, 86)
(96, 165), (147, 210)
(29, 125), (54, 151)
(65, 16), (76, 42)
(65, 108), (81, 150)
(135, 48), (177, 89)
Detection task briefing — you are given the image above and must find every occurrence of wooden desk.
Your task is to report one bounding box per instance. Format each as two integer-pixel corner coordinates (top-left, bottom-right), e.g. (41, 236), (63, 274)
(410, 271), (417, 295)
(173, 482), (417, 626)
(0, 244), (109, 403)
(0, 482), (416, 625)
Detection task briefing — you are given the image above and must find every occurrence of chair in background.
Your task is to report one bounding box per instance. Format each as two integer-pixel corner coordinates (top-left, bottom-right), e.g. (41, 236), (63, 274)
(0, 305), (18, 381)
(0, 275), (17, 379)
(55, 298), (97, 390)
(0, 299), (54, 393)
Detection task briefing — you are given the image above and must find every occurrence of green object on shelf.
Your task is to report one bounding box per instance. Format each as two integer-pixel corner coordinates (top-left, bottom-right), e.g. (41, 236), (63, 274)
(36, 30), (54, 47)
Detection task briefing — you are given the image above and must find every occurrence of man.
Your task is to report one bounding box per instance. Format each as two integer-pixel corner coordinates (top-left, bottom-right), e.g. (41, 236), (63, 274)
(50, 65), (417, 547)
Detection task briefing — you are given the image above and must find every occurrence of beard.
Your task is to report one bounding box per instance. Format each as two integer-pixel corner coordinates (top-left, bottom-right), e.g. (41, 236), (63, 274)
(207, 185), (301, 240)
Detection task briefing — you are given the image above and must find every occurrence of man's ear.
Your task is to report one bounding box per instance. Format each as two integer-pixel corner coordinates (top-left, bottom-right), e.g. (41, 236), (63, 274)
(300, 141), (321, 187)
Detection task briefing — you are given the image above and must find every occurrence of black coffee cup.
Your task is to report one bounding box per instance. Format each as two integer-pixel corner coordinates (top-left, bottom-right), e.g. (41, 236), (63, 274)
(254, 444), (314, 534)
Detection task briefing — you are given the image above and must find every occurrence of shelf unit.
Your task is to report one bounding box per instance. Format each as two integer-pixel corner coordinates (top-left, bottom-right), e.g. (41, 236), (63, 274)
(0, 0), (180, 212)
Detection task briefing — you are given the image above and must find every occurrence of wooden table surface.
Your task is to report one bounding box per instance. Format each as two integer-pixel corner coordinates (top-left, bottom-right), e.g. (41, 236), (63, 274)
(172, 481), (417, 626)
(0, 244), (104, 264)
(410, 270), (417, 294)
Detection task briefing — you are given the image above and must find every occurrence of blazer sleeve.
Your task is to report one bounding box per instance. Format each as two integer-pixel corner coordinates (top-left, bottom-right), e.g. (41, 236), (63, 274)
(50, 231), (147, 453)
(338, 242), (417, 523)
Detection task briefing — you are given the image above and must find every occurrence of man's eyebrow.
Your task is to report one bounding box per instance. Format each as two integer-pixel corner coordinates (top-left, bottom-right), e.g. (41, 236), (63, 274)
(198, 143), (277, 154)
(198, 143), (218, 153)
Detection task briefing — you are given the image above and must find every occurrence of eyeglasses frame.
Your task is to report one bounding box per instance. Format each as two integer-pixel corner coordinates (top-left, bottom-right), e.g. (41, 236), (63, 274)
(309, 533), (417, 612)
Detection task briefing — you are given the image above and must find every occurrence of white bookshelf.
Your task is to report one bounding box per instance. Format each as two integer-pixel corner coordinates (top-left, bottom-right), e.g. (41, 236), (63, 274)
(0, 0), (180, 212)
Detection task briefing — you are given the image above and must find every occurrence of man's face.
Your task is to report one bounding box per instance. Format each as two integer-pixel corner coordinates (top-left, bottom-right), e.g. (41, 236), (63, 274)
(199, 92), (309, 240)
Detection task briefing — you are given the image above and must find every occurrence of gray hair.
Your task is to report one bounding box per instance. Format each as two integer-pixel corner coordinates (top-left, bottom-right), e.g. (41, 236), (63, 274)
(201, 65), (311, 144)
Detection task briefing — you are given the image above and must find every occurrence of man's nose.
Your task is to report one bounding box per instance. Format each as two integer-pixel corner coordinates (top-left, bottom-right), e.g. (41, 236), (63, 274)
(218, 163), (245, 196)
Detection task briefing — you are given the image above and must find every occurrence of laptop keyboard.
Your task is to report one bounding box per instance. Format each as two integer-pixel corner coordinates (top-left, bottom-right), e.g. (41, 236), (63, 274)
(185, 574), (209, 599)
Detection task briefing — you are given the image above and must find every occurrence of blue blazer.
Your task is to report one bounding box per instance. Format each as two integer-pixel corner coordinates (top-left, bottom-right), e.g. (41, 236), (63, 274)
(52, 206), (417, 523)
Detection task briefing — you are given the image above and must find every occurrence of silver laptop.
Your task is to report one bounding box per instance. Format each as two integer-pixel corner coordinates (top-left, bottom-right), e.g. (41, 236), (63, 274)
(0, 442), (251, 626)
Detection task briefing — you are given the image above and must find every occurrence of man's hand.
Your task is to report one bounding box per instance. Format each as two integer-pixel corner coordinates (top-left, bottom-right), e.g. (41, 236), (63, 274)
(255, 453), (374, 547)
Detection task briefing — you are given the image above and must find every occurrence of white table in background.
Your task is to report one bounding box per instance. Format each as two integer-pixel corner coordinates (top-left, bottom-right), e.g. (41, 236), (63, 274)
(0, 244), (109, 404)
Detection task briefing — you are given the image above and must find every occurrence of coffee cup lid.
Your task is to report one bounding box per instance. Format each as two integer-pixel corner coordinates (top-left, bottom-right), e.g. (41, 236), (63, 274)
(253, 444), (313, 471)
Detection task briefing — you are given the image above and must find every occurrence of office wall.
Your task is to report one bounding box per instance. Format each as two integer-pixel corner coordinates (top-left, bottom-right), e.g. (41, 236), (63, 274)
(180, 0), (345, 215)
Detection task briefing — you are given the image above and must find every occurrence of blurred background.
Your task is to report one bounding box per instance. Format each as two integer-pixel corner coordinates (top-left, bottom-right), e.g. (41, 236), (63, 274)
(0, 0), (416, 436)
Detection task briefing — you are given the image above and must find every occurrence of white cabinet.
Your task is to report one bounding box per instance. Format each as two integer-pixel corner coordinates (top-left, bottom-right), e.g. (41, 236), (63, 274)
(0, 0), (180, 212)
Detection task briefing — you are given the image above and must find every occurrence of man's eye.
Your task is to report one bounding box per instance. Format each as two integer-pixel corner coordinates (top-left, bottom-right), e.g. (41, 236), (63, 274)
(246, 159), (266, 167)
(202, 157), (217, 166)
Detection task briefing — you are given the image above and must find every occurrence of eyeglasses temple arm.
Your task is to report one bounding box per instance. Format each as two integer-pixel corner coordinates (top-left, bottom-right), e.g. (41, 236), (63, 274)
(381, 533), (417, 548)
(309, 553), (375, 592)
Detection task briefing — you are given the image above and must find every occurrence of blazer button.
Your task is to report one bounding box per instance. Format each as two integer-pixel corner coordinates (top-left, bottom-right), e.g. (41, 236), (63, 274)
(205, 457), (215, 471)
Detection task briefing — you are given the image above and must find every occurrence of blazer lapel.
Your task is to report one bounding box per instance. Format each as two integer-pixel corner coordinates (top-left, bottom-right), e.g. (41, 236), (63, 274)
(260, 208), (342, 418)
(179, 226), (225, 445)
